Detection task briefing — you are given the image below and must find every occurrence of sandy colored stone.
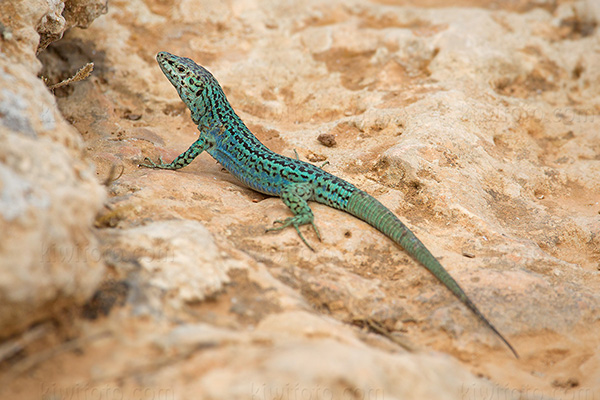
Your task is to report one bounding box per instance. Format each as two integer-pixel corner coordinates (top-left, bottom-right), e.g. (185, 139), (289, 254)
(37, 0), (108, 51)
(0, 1), (106, 339)
(3, 0), (600, 399)
(193, 329), (506, 400)
(99, 220), (232, 311)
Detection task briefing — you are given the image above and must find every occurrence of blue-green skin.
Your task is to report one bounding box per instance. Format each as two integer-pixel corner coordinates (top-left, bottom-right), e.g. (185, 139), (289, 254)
(141, 51), (518, 358)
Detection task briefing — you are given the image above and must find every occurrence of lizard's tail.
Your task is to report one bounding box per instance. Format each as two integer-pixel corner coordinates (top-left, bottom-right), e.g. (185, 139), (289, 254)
(345, 190), (518, 358)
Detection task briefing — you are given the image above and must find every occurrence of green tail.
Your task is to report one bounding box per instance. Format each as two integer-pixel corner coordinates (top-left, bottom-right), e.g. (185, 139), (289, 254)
(346, 190), (518, 358)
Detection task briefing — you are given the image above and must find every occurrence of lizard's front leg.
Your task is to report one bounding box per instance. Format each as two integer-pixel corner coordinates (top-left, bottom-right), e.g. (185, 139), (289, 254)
(266, 182), (321, 251)
(140, 124), (220, 170)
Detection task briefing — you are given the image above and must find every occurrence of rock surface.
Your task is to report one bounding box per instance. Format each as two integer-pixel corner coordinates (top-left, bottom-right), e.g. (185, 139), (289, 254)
(0, 1), (106, 340)
(2, 0), (600, 399)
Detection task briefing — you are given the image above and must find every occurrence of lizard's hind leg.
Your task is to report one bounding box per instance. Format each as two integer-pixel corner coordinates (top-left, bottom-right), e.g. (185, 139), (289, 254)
(266, 182), (321, 251)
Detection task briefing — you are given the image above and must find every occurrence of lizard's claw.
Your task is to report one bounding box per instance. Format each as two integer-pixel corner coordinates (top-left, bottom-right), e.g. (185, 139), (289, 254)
(311, 222), (321, 241)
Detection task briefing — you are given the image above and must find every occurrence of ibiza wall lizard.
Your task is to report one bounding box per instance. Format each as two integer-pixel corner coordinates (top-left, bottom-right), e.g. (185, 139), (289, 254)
(141, 51), (518, 358)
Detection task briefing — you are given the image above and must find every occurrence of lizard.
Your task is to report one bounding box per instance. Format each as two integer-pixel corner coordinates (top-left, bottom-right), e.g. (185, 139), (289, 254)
(140, 51), (519, 358)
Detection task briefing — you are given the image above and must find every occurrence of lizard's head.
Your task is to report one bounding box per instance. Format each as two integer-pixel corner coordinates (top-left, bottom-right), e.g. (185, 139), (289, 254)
(156, 51), (225, 124)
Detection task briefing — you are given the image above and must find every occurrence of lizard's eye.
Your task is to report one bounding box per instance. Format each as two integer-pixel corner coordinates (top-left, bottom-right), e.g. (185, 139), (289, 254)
(177, 66), (185, 73)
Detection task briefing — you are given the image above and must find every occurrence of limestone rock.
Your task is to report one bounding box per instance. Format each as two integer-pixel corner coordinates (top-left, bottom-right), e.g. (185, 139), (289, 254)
(37, 0), (108, 51)
(3, 0), (600, 399)
(0, 0), (106, 339)
(99, 220), (231, 312)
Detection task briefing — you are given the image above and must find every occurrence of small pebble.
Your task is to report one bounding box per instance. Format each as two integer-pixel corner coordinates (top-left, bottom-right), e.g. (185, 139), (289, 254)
(317, 133), (336, 147)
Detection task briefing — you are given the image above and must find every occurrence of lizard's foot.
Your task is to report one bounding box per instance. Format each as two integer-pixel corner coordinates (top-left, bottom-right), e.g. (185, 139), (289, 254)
(271, 182), (319, 251)
(139, 156), (167, 169)
(266, 216), (320, 251)
(139, 156), (181, 169)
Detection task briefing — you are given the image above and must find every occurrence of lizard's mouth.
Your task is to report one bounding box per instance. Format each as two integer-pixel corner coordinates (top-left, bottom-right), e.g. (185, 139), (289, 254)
(156, 52), (179, 76)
